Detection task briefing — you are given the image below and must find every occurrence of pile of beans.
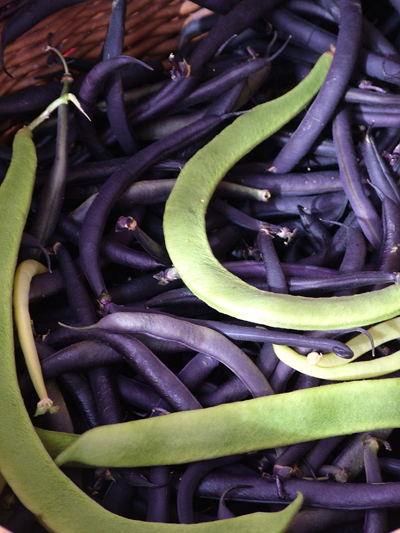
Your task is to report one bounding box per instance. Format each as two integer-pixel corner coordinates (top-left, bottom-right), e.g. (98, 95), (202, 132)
(3, 1), (400, 532)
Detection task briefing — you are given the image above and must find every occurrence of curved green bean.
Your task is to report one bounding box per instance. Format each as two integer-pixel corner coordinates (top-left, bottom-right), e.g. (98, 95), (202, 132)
(163, 51), (400, 331)
(13, 259), (58, 415)
(0, 96), (302, 532)
(273, 344), (400, 381)
(54, 379), (400, 467)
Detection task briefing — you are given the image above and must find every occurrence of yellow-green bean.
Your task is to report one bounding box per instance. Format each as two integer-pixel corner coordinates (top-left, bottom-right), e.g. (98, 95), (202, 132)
(13, 259), (58, 416)
(316, 317), (400, 367)
(273, 344), (400, 381)
(0, 96), (302, 533)
(163, 51), (400, 331)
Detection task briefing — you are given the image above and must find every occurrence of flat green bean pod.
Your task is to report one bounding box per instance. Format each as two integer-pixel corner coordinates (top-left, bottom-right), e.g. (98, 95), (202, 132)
(0, 98), (302, 533)
(163, 51), (400, 331)
(274, 344), (400, 381)
(54, 379), (400, 468)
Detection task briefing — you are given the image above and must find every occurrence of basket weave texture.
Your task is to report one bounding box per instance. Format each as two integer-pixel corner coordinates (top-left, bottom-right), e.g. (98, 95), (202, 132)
(0, 0), (202, 96)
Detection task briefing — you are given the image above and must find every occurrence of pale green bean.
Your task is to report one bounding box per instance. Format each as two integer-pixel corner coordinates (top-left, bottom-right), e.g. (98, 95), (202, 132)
(163, 51), (400, 331)
(13, 259), (58, 415)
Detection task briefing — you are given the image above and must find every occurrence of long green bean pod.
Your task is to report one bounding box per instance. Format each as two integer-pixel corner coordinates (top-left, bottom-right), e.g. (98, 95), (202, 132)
(163, 51), (400, 331)
(13, 259), (57, 415)
(53, 379), (400, 468)
(0, 96), (302, 533)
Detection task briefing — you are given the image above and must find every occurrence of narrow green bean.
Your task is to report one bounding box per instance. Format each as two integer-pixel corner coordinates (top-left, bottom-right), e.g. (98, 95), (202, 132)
(163, 51), (400, 331)
(273, 344), (400, 381)
(0, 96), (303, 533)
(13, 259), (58, 415)
(54, 379), (400, 468)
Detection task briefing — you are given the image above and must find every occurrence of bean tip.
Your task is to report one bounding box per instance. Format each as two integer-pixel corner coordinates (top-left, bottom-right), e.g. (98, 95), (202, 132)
(34, 398), (59, 417)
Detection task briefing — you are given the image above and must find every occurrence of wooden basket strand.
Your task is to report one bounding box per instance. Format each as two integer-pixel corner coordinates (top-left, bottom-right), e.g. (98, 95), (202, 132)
(0, 0), (203, 96)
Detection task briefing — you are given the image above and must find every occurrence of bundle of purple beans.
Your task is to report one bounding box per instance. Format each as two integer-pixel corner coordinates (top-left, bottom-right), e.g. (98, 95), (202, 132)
(5, 0), (400, 531)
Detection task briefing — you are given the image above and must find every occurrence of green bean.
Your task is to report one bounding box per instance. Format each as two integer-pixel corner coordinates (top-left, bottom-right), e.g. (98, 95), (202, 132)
(54, 379), (400, 468)
(0, 94), (303, 533)
(273, 344), (400, 381)
(13, 259), (58, 416)
(163, 51), (400, 331)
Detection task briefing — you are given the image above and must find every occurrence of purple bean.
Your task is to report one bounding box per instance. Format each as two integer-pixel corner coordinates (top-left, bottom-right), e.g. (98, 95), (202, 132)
(302, 435), (347, 478)
(115, 216), (170, 265)
(297, 205), (331, 252)
(274, 441), (316, 473)
(88, 366), (123, 426)
(288, 271), (398, 294)
(208, 222), (244, 261)
(58, 370), (100, 429)
(354, 107), (400, 127)
(177, 353), (220, 391)
(250, 191), (346, 219)
(363, 436), (388, 533)
(77, 56), (149, 160)
(268, 360), (295, 393)
(146, 465), (171, 523)
(338, 225), (366, 274)
(220, 260), (339, 279)
(116, 374), (161, 412)
(345, 87), (400, 106)
(200, 376), (252, 406)
(54, 328), (202, 411)
(57, 215), (163, 271)
(228, 169), (342, 195)
(130, 0), (283, 125)
(375, 191), (400, 275)
(285, 509), (364, 533)
(102, 480), (136, 515)
(333, 430), (393, 481)
(54, 242), (96, 325)
(197, 471), (400, 509)
(108, 273), (182, 305)
(177, 455), (243, 524)
(175, 57), (272, 111)
(333, 106), (382, 249)
(257, 228), (288, 294)
(332, 224), (366, 296)
(270, 7), (400, 86)
(285, 0), (335, 21)
(378, 457), (400, 478)
(272, 128), (337, 159)
(103, 0), (138, 155)
(93, 312), (273, 397)
(269, 0), (362, 173)
(19, 232), (51, 269)
(210, 197), (292, 235)
(79, 114), (227, 297)
(116, 309), (352, 357)
(0, 82), (63, 117)
(179, 12), (223, 48)
(108, 467), (162, 489)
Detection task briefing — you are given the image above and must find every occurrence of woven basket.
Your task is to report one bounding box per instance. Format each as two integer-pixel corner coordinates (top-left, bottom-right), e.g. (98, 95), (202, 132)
(0, 0), (206, 96)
